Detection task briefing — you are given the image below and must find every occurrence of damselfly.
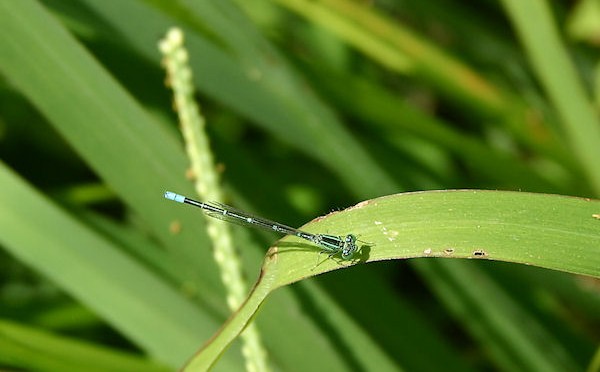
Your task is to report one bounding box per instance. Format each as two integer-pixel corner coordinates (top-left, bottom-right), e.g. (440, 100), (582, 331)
(164, 191), (358, 260)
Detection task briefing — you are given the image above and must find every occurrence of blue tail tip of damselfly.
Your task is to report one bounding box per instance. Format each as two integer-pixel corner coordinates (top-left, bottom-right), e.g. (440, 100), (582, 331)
(164, 191), (185, 203)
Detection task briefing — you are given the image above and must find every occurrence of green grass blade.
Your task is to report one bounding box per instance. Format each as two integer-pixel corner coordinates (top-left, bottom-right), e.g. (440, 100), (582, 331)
(274, 0), (568, 160)
(80, 0), (397, 198)
(0, 0), (219, 282)
(501, 0), (600, 194)
(0, 319), (171, 372)
(0, 162), (219, 367)
(2, 1), (597, 370)
(273, 190), (600, 283)
(185, 190), (600, 368)
(0, 1), (405, 369)
(415, 260), (580, 371)
(308, 67), (560, 191)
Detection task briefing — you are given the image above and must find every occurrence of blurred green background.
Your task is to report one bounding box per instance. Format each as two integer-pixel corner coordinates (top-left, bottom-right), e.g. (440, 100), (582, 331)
(1, 0), (599, 371)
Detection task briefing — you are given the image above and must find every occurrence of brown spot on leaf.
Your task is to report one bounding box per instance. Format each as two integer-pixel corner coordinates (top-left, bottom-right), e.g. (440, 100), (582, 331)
(472, 249), (487, 257)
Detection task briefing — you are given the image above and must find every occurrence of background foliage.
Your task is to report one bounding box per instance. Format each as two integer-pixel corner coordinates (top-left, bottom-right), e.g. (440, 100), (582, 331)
(0, 0), (599, 371)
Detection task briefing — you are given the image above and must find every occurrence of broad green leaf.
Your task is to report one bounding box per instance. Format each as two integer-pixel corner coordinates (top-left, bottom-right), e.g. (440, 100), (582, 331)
(186, 190), (600, 369)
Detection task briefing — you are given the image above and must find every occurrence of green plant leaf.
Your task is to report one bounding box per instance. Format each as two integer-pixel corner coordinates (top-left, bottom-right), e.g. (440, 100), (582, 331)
(0, 319), (171, 372)
(185, 190), (600, 369)
(79, 0), (398, 198)
(0, 162), (226, 368)
(274, 0), (570, 163)
(501, 0), (600, 193)
(2, 0), (599, 370)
